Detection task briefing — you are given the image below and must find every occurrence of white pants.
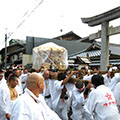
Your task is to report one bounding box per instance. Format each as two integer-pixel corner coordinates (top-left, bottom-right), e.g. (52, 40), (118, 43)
(54, 99), (68, 120)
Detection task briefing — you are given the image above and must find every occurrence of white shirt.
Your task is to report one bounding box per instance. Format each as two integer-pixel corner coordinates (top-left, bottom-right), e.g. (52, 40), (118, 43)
(108, 73), (120, 91)
(113, 82), (120, 108)
(15, 77), (23, 95)
(51, 80), (64, 109)
(71, 88), (85, 120)
(20, 74), (28, 90)
(0, 82), (11, 120)
(83, 74), (93, 81)
(43, 79), (52, 97)
(42, 78), (55, 108)
(10, 88), (61, 120)
(84, 85), (120, 120)
(102, 74), (111, 87)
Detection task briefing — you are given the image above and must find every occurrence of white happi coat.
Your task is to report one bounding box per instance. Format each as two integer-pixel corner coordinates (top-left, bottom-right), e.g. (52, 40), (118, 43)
(51, 80), (64, 109)
(71, 87), (86, 120)
(108, 73), (120, 91)
(42, 78), (55, 109)
(51, 80), (71, 120)
(84, 85), (120, 120)
(20, 74), (28, 91)
(102, 74), (111, 87)
(113, 82), (120, 112)
(83, 74), (93, 81)
(15, 77), (23, 95)
(0, 82), (11, 120)
(10, 88), (61, 120)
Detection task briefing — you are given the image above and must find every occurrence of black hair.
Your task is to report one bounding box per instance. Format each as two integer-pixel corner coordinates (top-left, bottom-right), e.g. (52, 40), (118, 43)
(84, 80), (89, 87)
(13, 68), (18, 72)
(75, 80), (83, 89)
(57, 72), (66, 81)
(77, 72), (83, 79)
(91, 74), (104, 87)
(30, 68), (36, 73)
(0, 69), (4, 73)
(4, 71), (13, 80)
(9, 67), (13, 70)
(9, 74), (19, 82)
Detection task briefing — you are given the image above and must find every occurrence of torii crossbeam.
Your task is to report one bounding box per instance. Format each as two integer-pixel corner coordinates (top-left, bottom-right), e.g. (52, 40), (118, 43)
(81, 6), (120, 71)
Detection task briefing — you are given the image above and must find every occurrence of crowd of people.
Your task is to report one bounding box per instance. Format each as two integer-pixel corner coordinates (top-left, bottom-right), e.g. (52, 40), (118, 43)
(0, 64), (120, 120)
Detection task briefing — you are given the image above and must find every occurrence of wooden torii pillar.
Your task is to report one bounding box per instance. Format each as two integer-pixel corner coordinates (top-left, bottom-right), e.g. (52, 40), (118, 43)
(81, 7), (120, 71)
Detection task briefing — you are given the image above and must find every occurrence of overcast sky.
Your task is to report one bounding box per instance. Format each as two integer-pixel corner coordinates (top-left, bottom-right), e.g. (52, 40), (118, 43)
(0, 0), (120, 50)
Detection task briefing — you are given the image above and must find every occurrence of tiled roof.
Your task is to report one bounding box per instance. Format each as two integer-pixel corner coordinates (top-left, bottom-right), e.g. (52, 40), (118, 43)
(90, 59), (120, 66)
(69, 50), (101, 59)
(26, 36), (92, 55)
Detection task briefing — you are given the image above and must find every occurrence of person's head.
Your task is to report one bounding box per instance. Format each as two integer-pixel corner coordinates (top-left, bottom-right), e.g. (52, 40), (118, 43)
(13, 69), (20, 76)
(75, 80), (84, 93)
(11, 63), (15, 67)
(43, 70), (49, 80)
(8, 67), (13, 71)
(4, 71), (13, 81)
(27, 72), (44, 97)
(91, 74), (104, 88)
(0, 69), (4, 80)
(29, 68), (36, 73)
(57, 72), (66, 81)
(40, 67), (44, 73)
(23, 68), (28, 74)
(76, 71), (83, 79)
(8, 74), (19, 88)
(18, 68), (22, 76)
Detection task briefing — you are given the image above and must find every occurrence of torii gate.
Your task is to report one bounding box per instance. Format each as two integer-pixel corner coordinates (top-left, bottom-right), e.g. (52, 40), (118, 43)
(81, 7), (120, 71)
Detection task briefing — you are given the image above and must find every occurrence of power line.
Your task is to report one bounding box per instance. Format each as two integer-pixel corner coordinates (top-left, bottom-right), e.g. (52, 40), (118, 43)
(7, 0), (44, 40)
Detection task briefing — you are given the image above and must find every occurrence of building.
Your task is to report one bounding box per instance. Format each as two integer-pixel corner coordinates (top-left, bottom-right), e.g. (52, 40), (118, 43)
(1, 31), (120, 69)
(0, 39), (26, 67)
(53, 31), (81, 40)
(69, 41), (120, 69)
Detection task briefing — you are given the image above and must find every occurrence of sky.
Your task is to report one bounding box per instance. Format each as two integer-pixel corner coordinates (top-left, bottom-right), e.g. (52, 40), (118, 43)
(0, 0), (120, 50)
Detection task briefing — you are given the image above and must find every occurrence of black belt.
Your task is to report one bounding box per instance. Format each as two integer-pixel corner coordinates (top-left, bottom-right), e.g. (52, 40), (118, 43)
(45, 94), (51, 99)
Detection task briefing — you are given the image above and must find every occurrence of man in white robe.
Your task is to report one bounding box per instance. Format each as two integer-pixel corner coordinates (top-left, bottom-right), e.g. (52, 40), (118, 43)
(0, 82), (11, 120)
(102, 68), (112, 87)
(13, 69), (23, 95)
(71, 80), (86, 120)
(19, 68), (29, 91)
(51, 71), (76, 120)
(113, 82), (120, 112)
(84, 74), (120, 120)
(108, 72), (120, 91)
(42, 70), (54, 109)
(10, 72), (61, 120)
(0, 69), (5, 84)
(0, 70), (13, 120)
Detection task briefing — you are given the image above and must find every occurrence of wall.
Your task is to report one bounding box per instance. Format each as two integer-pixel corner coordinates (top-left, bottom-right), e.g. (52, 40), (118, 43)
(22, 54), (32, 66)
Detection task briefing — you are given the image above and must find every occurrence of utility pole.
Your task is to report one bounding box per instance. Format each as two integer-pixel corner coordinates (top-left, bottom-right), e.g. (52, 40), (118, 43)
(5, 29), (7, 69)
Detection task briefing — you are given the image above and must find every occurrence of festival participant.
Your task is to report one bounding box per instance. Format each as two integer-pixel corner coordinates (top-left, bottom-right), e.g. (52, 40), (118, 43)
(84, 74), (120, 120)
(0, 71), (11, 120)
(103, 66), (116, 87)
(42, 70), (54, 109)
(83, 69), (93, 82)
(108, 69), (120, 92)
(10, 72), (61, 120)
(102, 69), (112, 87)
(51, 71), (77, 120)
(13, 69), (23, 95)
(71, 80), (86, 120)
(0, 72), (18, 120)
(0, 69), (5, 84)
(113, 82), (120, 112)
(19, 68), (29, 91)
(8, 74), (19, 101)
